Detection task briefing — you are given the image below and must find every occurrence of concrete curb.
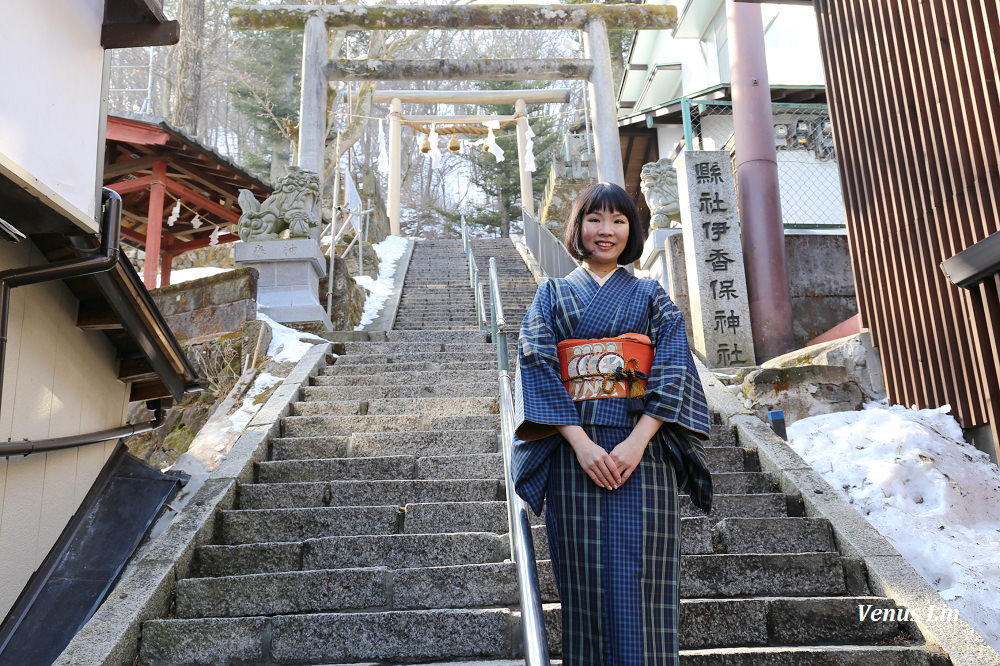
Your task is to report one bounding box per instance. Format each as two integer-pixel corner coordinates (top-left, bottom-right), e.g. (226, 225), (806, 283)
(54, 341), (332, 666)
(510, 233), (546, 285)
(697, 362), (1000, 666)
(367, 236), (415, 332)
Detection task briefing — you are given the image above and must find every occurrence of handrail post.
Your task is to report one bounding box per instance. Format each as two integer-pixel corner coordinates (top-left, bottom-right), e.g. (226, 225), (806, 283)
(489, 258), (509, 374)
(681, 96), (694, 150)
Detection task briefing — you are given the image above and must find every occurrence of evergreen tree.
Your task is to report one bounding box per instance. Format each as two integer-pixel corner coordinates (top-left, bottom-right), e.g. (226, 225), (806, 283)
(230, 28), (302, 179)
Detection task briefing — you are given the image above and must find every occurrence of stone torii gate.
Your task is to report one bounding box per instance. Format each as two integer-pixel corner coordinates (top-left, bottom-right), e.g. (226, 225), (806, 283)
(371, 88), (570, 235)
(230, 3), (679, 233)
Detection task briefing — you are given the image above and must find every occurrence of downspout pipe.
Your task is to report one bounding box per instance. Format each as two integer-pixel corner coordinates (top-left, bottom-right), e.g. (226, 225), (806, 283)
(0, 189), (141, 456)
(0, 406), (165, 457)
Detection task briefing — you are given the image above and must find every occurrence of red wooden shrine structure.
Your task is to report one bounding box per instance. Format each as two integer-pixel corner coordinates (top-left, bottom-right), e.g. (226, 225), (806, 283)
(103, 114), (271, 288)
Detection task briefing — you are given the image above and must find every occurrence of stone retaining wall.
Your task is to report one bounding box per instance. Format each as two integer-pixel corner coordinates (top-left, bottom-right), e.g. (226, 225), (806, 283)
(151, 268), (257, 341)
(647, 231), (856, 348)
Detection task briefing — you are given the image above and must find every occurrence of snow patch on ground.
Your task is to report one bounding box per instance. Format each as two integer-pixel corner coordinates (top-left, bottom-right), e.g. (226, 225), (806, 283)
(354, 235), (410, 330)
(788, 402), (1000, 651)
(228, 371), (282, 433)
(157, 266), (232, 287)
(256, 312), (326, 362)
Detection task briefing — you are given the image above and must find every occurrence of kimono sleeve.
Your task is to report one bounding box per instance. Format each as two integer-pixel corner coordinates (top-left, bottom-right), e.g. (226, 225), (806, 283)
(513, 280), (581, 441)
(644, 281), (715, 513)
(511, 280), (579, 515)
(643, 281), (711, 438)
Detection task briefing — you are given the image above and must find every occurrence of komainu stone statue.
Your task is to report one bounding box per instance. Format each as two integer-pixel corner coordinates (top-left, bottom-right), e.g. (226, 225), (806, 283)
(640, 158), (680, 229)
(237, 167), (320, 241)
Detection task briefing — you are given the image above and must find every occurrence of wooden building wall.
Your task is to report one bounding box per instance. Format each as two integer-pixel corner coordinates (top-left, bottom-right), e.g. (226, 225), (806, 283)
(0, 239), (130, 619)
(812, 0), (1000, 451)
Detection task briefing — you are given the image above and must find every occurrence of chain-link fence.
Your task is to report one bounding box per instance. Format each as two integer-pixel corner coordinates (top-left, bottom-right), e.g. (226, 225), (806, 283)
(682, 100), (845, 228)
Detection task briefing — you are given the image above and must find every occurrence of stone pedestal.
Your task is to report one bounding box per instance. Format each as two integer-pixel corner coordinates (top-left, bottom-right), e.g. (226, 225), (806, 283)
(234, 239), (332, 329)
(676, 151), (755, 368)
(639, 228), (672, 286)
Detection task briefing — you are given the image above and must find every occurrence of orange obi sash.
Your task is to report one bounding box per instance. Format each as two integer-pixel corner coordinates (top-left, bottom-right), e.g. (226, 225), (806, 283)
(557, 333), (654, 402)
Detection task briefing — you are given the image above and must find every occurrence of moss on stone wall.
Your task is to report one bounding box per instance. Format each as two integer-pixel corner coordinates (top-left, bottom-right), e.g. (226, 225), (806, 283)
(230, 5), (677, 31)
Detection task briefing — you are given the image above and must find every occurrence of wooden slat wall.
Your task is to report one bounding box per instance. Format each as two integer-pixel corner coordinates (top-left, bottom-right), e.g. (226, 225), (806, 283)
(812, 0), (1000, 446)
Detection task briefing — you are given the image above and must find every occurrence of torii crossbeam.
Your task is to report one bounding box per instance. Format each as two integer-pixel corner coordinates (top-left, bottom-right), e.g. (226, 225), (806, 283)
(230, 3), (680, 235)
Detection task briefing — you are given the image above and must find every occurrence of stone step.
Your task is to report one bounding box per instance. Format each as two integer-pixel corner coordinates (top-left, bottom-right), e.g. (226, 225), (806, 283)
(391, 320), (482, 328)
(257, 455), (418, 484)
(140, 609), (513, 664)
(391, 311), (479, 316)
(302, 383), (500, 401)
(322, 360), (497, 375)
(710, 423), (737, 446)
(313, 369), (498, 386)
(257, 453), (503, 484)
(280, 414), (501, 437)
(175, 561), (559, 619)
(397, 296), (477, 304)
(390, 324), (482, 331)
(536, 595), (914, 655)
(239, 479), (502, 510)
(682, 493), (787, 519)
(705, 445), (755, 472)
(399, 297), (532, 305)
(271, 435), (351, 460)
(315, 331), (386, 343)
(386, 329), (489, 343)
(197, 535), (845, 599)
(398, 283), (478, 288)
(392, 308), (479, 315)
(395, 307), (478, 316)
(388, 321), (479, 331)
(197, 532), (509, 576)
(165, 594), (924, 663)
(712, 472), (772, 494)
(678, 645), (946, 665)
(530, 517), (715, 557)
(270, 430), (498, 460)
(221, 506), (403, 544)
(330, 351), (494, 365)
(342, 342), (499, 354)
(714, 517), (835, 553)
(290, 397), (499, 417)
(417, 453), (504, 480)
(680, 552), (846, 596)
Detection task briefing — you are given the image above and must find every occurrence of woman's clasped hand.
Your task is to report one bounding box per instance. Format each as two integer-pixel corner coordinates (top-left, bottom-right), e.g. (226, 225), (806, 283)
(557, 422), (654, 490)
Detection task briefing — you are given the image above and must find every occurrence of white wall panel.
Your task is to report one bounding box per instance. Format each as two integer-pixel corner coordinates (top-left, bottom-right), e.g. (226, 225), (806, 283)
(0, 0), (105, 228)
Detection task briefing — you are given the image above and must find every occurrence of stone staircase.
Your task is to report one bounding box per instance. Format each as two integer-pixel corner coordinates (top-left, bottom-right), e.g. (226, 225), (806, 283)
(393, 239), (481, 331)
(137, 238), (949, 665)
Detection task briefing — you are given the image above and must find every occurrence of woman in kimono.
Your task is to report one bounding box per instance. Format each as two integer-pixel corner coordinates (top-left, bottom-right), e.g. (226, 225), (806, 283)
(512, 182), (713, 665)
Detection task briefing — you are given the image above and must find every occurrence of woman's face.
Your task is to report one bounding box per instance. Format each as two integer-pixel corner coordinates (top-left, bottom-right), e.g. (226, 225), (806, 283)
(581, 207), (629, 272)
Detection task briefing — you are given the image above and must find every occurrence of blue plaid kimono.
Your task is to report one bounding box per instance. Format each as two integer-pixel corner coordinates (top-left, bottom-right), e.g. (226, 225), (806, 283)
(512, 267), (713, 665)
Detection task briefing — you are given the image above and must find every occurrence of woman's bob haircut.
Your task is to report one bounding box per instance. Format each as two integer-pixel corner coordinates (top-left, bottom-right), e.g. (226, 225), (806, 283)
(563, 182), (646, 265)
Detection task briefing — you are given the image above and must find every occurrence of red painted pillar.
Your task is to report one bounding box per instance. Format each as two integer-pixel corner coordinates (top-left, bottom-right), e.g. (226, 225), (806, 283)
(727, 0), (796, 360)
(160, 250), (173, 287)
(143, 161), (167, 289)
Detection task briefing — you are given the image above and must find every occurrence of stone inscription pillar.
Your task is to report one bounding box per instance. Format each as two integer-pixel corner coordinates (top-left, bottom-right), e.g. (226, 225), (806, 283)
(676, 151), (756, 368)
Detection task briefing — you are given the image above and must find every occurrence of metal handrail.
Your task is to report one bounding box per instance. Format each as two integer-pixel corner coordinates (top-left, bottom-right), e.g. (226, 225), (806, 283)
(461, 217), (489, 332)
(522, 212), (579, 279)
(488, 256), (550, 665)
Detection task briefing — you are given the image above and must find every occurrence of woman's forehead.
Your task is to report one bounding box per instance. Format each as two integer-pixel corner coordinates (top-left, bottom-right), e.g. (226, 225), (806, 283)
(583, 204), (626, 216)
